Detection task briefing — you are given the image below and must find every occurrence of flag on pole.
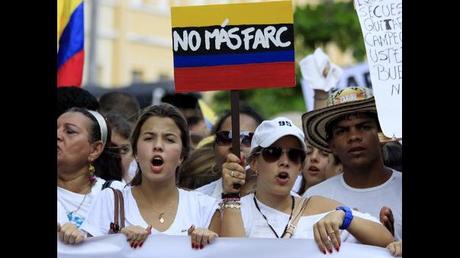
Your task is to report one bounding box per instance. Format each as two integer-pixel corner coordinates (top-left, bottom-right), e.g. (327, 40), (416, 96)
(57, 0), (84, 87)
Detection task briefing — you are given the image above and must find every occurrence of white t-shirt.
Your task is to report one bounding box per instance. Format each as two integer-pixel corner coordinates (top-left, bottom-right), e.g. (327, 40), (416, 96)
(57, 177), (126, 228)
(195, 178), (222, 199)
(304, 170), (402, 240)
(240, 193), (379, 241)
(81, 187), (218, 237)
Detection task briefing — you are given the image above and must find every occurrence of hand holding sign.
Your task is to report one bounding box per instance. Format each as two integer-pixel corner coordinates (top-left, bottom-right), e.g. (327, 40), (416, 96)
(171, 1), (296, 191)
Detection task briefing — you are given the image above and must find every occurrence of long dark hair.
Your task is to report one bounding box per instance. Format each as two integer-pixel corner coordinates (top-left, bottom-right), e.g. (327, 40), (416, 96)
(130, 103), (190, 186)
(211, 104), (264, 135)
(65, 107), (123, 181)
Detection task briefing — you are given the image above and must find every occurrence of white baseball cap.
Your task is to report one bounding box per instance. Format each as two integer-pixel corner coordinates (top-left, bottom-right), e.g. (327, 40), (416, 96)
(250, 117), (306, 152)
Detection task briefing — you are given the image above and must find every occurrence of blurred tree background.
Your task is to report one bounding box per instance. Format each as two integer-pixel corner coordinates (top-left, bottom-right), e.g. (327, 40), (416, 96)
(209, 0), (366, 119)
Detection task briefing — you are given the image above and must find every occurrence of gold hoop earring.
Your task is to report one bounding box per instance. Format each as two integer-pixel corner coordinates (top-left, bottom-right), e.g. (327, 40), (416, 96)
(89, 163), (95, 176)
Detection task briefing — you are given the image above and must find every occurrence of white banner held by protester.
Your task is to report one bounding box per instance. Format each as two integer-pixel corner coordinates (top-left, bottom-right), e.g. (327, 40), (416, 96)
(58, 234), (395, 258)
(354, 0), (402, 139)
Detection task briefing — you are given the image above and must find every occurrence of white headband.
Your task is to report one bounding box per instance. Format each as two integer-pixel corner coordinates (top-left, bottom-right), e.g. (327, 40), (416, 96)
(87, 110), (108, 146)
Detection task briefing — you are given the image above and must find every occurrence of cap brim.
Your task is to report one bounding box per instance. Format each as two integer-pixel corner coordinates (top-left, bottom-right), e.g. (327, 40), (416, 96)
(302, 97), (376, 152)
(258, 133), (307, 151)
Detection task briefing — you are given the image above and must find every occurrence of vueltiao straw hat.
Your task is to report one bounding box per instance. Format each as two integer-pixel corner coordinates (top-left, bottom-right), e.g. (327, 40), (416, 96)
(302, 87), (376, 152)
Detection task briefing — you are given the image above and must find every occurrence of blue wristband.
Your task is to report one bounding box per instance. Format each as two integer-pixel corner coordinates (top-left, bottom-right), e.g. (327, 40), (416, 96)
(336, 206), (353, 230)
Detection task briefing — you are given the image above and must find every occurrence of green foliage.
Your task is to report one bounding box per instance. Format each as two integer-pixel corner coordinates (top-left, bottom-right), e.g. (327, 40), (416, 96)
(210, 1), (366, 119)
(294, 1), (366, 61)
(210, 87), (307, 119)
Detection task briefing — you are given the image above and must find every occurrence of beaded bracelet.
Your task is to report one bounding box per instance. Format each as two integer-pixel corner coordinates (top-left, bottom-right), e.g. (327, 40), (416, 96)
(219, 200), (241, 211)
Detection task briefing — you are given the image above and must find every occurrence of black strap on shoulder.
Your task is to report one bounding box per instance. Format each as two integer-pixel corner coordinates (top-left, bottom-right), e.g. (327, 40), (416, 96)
(102, 180), (113, 190)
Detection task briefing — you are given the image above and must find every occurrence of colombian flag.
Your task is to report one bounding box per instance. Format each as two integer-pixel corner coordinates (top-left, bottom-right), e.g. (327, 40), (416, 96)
(171, 1), (295, 93)
(57, 0), (84, 87)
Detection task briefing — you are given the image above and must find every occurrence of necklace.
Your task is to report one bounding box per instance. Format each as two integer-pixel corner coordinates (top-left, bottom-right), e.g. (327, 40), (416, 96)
(66, 192), (89, 220)
(154, 207), (176, 224)
(58, 177), (95, 227)
(158, 212), (166, 224)
(139, 188), (178, 224)
(253, 194), (295, 238)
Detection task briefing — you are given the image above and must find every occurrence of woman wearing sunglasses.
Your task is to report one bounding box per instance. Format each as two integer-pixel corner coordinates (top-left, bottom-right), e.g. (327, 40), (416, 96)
(220, 117), (393, 254)
(195, 105), (263, 198)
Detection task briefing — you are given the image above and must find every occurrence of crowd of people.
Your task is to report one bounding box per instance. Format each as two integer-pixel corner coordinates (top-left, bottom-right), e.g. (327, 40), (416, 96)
(57, 86), (402, 256)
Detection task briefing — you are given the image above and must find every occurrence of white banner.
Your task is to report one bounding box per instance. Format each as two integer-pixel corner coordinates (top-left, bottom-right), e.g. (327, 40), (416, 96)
(354, 0), (402, 139)
(58, 234), (395, 258)
(336, 63), (372, 90)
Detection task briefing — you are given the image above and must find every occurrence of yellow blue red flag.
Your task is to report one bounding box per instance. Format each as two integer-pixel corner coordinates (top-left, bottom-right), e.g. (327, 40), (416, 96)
(57, 0), (84, 87)
(171, 1), (295, 92)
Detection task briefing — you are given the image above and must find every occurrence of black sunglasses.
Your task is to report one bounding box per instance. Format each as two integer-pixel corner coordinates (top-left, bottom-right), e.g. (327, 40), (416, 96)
(261, 147), (306, 164)
(215, 131), (254, 147)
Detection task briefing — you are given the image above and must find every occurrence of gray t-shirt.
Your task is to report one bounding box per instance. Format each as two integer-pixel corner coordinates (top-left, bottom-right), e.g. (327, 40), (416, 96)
(304, 170), (402, 240)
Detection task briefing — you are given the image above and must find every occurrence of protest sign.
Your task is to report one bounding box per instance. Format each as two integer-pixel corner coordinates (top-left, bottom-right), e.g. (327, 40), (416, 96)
(171, 1), (295, 92)
(354, 0), (402, 138)
(336, 62), (372, 89)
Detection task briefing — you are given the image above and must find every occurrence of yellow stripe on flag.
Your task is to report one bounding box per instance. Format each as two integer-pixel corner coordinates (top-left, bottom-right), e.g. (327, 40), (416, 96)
(58, 0), (83, 39)
(171, 1), (293, 28)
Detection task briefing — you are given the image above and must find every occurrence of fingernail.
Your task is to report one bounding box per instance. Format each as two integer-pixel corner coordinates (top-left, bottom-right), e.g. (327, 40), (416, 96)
(139, 242), (143, 248)
(322, 250), (327, 255)
(191, 243), (194, 248)
(336, 246), (340, 252)
(328, 248), (333, 253)
(200, 244), (203, 249)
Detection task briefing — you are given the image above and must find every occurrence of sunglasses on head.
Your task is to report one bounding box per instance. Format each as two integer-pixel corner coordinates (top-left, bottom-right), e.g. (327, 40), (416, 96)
(215, 131), (254, 147)
(260, 146), (306, 164)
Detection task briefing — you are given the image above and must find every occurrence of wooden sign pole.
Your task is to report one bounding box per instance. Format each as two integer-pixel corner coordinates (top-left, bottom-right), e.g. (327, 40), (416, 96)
(230, 90), (241, 189)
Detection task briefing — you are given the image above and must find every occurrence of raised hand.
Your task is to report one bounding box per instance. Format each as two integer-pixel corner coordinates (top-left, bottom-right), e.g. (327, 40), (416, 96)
(222, 153), (246, 193)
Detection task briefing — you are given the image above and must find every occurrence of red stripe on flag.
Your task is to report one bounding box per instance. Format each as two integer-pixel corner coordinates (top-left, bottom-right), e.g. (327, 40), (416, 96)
(57, 50), (84, 87)
(174, 62), (295, 93)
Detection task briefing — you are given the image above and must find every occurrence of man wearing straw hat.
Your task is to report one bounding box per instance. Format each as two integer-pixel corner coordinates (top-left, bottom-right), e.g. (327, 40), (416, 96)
(301, 87), (402, 251)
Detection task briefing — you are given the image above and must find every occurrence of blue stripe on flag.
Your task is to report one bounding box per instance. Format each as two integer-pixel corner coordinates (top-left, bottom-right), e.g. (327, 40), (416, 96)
(173, 50), (294, 68)
(57, 2), (84, 69)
